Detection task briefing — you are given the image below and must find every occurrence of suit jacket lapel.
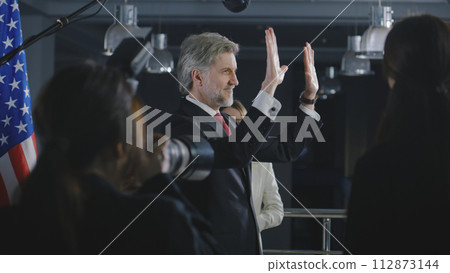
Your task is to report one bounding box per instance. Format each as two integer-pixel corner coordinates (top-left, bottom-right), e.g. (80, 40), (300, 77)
(178, 98), (231, 137)
(177, 98), (209, 117)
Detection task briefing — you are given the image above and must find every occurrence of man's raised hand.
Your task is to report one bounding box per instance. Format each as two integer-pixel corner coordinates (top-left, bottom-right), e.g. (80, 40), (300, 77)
(261, 28), (288, 96)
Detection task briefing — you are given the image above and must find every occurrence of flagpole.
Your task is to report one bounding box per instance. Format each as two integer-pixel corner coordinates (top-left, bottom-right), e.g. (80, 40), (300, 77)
(0, 0), (102, 66)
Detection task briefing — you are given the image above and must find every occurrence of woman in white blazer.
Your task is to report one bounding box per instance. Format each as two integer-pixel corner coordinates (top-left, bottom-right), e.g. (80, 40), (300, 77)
(250, 161), (284, 232)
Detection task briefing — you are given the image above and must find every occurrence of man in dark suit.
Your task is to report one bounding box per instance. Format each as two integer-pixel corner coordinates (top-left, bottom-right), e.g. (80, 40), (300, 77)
(167, 28), (321, 254)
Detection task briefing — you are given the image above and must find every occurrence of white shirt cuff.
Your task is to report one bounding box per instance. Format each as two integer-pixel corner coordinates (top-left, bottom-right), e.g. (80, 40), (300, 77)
(299, 104), (321, 122)
(251, 91), (281, 121)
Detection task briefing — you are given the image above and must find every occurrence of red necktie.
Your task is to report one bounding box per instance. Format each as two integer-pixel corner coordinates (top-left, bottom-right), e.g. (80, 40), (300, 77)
(214, 112), (231, 136)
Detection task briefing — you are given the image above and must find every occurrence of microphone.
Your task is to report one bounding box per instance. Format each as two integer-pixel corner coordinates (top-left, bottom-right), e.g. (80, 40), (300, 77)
(222, 0), (250, 13)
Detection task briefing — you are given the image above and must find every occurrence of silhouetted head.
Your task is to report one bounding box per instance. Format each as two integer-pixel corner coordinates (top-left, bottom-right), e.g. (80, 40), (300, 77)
(34, 60), (133, 173)
(378, 15), (450, 143)
(383, 14), (450, 93)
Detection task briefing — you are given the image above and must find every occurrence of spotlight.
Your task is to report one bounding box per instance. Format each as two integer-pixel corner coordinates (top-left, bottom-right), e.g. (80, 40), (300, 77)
(222, 0), (250, 13)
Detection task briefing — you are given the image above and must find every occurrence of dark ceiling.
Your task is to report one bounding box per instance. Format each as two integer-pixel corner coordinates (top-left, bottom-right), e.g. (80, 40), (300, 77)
(19, 0), (450, 69)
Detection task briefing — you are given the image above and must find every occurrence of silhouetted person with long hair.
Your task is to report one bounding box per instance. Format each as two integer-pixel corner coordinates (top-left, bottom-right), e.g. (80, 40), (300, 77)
(3, 61), (217, 254)
(346, 15), (450, 254)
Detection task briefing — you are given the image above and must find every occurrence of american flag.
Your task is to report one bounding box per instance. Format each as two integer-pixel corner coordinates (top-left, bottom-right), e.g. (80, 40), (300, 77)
(0, 0), (37, 207)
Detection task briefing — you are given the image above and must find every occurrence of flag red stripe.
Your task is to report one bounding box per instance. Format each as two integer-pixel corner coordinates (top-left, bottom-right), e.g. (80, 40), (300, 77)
(9, 144), (30, 188)
(31, 133), (37, 154)
(0, 173), (10, 207)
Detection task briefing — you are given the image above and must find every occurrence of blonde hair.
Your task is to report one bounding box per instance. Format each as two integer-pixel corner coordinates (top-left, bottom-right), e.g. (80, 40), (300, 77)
(229, 99), (247, 117)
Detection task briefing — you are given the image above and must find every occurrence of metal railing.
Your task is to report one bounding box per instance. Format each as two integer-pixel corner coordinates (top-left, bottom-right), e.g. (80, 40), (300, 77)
(264, 208), (347, 255)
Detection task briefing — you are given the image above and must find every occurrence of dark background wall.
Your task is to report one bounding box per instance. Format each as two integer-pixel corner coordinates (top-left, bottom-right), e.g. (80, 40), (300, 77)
(21, 0), (440, 250)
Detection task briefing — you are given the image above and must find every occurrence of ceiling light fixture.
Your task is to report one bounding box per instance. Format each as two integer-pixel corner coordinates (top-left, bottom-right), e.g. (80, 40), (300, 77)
(222, 0), (251, 13)
(357, 2), (393, 60)
(340, 35), (374, 76)
(146, 33), (174, 74)
(103, 1), (151, 56)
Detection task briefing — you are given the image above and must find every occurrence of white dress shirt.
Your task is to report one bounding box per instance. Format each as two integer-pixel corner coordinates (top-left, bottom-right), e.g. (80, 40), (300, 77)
(186, 91), (321, 121)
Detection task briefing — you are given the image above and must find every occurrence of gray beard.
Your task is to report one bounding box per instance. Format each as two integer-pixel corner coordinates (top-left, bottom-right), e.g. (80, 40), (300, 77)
(217, 92), (233, 107)
(205, 88), (233, 108)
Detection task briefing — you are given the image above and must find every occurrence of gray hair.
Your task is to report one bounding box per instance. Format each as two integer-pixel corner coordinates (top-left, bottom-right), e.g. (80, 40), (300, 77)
(177, 32), (239, 94)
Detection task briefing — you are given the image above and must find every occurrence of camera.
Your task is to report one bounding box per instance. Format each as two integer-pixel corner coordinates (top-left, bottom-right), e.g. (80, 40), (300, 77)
(165, 135), (214, 181)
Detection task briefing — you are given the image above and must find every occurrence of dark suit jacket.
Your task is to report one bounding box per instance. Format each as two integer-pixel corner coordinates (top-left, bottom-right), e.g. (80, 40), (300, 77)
(162, 98), (321, 254)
